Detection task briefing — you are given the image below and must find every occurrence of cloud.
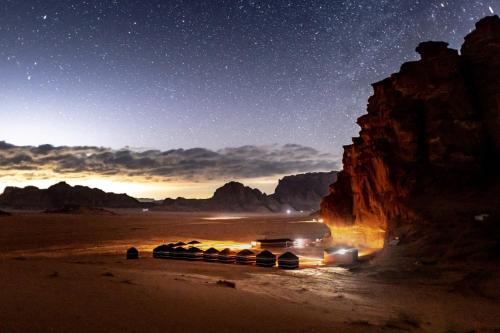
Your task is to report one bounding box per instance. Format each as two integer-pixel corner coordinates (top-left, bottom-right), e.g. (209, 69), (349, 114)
(0, 141), (337, 181)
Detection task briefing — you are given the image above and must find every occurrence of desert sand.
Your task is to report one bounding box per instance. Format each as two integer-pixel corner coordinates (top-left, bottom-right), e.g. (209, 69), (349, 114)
(0, 211), (499, 333)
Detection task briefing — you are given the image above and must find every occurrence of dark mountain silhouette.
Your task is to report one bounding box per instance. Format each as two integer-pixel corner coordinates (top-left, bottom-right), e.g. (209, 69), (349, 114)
(159, 172), (336, 212)
(0, 182), (144, 210)
(0, 171), (335, 212)
(160, 181), (282, 212)
(271, 172), (337, 211)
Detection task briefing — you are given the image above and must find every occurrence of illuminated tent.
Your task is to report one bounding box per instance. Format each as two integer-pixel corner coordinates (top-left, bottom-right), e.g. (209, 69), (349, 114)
(218, 248), (236, 263)
(186, 247), (204, 260)
(278, 252), (299, 269)
(203, 247), (219, 261)
(256, 250), (276, 267)
(236, 249), (256, 265)
(126, 247), (139, 259)
(172, 246), (188, 259)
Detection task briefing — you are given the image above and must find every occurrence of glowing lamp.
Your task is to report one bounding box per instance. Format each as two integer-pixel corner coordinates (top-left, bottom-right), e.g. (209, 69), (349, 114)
(294, 238), (305, 248)
(323, 247), (358, 265)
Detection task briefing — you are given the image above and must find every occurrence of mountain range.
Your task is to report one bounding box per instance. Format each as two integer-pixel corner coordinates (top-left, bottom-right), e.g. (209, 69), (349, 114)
(0, 171), (336, 213)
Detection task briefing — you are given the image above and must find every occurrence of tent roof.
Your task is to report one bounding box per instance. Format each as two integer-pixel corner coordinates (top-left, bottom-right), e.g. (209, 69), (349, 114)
(127, 247), (138, 253)
(219, 248), (235, 255)
(187, 247), (202, 253)
(278, 251), (298, 260)
(237, 249), (255, 256)
(257, 250), (276, 258)
(154, 244), (171, 251)
(204, 247), (219, 254)
(187, 240), (201, 244)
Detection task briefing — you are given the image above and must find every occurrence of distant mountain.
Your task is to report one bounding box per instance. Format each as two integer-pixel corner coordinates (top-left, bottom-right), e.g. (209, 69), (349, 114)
(0, 182), (144, 210)
(158, 172), (337, 213)
(0, 171), (337, 212)
(271, 172), (337, 211)
(159, 181), (283, 212)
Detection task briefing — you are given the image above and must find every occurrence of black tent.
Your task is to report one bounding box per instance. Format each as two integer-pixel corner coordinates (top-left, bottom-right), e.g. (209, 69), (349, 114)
(174, 241), (186, 247)
(172, 246), (187, 259)
(256, 250), (276, 267)
(236, 249), (256, 265)
(126, 247), (139, 259)
(186, 247), (203, 260)
(278, 251), (299, 269)
(153, 244), (173, 259)
(218, 248), (236, 263)
(187, 240), (201, 245)
(203, 247), (219, 261)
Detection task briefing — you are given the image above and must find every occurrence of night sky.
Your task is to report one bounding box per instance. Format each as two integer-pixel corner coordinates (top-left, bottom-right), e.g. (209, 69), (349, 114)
(0, 0), (496, 197)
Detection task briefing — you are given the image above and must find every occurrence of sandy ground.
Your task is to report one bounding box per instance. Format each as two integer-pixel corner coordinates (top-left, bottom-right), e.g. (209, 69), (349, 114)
(0, 211), (499, 333)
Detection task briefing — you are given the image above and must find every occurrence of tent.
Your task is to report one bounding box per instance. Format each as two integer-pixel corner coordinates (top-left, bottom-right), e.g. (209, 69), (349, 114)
(172, 246), (188, 259)
(256, 250), (276, 267)
(278, 251), (299, 269)
(218, 248), (236, 263)
(236, 249), (256, 265)
(203, 247), (219, 261)
(256, 238), (293, 248)
(186, 247), (203, 260)
(174, 241), (186, 247)
(187, 240), (201, 245)
(153, 244), (174, 259)
(126, 247), (139, 259)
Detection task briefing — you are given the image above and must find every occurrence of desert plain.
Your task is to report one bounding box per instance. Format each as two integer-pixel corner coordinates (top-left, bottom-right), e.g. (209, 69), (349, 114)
(0, 211), (499, 333)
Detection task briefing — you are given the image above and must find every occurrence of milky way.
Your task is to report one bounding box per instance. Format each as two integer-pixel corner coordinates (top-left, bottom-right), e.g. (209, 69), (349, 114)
(0, 0), (496, 155)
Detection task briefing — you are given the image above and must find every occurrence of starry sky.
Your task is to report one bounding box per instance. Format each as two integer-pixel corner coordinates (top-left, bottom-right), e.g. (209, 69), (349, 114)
(0, 0), (496, 198)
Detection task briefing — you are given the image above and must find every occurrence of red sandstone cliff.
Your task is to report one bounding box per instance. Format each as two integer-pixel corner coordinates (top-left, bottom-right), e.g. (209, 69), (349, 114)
(321, 16), (500, 260)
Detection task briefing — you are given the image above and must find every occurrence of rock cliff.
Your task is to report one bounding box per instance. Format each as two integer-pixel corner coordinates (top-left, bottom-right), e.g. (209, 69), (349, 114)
(159, 172), (336, 213)
(271, 172), (337, 211)
(160, 181), (283, 212)
(320, 16), (500, 260)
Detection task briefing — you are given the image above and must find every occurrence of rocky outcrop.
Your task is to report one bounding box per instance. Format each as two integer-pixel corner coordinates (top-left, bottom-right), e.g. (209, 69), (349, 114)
(0, 182), (143, 210)
(271, 172), (337, 211)
(159, 172), (337, 213)
(321, 16), (500, 260)
(211, 181), (283, 212)
(160, 181), (283, 212)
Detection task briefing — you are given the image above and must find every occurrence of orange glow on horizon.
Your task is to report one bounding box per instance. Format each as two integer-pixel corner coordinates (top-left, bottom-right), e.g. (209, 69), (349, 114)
(0, 171), (288, 199)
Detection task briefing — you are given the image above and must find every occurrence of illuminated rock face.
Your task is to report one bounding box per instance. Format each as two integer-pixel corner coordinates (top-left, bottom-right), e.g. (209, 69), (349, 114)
(321, 16), (500, 257)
